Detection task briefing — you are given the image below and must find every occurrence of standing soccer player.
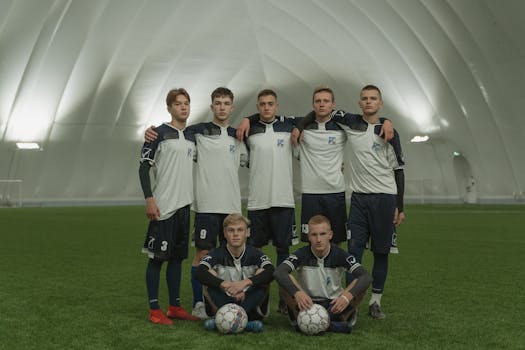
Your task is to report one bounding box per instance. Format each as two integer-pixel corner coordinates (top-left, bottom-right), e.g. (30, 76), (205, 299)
(334, 85), (406, 319)
(144, 87), (247, 319)
(274, 215), (372, 333)
(139, 88), (199, 325)
(243, 89), (297, 314)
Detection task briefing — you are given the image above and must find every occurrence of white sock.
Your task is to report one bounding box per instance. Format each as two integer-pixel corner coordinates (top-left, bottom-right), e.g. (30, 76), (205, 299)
(369, 293), (382, 306)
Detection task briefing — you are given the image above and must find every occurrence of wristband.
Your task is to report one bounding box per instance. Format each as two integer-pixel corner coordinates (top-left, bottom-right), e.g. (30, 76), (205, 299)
(340, 294), (350, 304)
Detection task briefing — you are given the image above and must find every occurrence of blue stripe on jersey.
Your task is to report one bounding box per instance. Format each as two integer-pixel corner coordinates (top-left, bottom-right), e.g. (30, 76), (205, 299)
(248, 117), (295, 136)
(303, 119), (344, 131)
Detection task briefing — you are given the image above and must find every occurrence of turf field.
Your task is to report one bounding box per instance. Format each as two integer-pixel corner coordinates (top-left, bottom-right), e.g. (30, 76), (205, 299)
(1, 204), (524, 349)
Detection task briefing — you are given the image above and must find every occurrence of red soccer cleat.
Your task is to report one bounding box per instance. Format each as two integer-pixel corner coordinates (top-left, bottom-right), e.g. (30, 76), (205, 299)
(167, 305), (199, 321)
(149, 309), (173, 325)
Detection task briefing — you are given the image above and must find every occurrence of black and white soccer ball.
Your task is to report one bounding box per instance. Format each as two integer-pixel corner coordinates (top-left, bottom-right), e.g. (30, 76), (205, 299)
(215, 303), (248, 334)
(297, 304), (330, 335)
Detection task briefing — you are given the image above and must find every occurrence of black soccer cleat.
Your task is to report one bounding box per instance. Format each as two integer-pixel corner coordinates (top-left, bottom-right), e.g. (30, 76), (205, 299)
(368, 302), (386, 320)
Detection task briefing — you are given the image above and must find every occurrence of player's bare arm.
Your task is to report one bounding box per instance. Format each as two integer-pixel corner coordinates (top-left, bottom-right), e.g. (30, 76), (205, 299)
(236, 118), (250, 141)
(144, 125), (158, 142)
(145, 197), (160, 221)
(379, 119), (394, 141)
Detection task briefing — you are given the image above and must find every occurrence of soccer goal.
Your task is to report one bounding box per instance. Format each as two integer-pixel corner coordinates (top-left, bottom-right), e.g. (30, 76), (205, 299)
(0, 179), (22, 207)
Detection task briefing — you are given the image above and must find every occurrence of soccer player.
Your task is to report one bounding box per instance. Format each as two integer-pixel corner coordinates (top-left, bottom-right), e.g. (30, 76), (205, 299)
(139, 88), (199, 325)
(144, 87), (247, 319)
(242, 89), (297, 314)
(195, 213), (275, 332)
(331, 85), (406, 319)
(274, 215), (372, 333)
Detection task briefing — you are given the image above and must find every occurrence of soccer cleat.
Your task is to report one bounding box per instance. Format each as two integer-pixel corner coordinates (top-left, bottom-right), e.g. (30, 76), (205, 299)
(203, 318), (216, 331)
(192, 301), (209, 319)
(245, 320), (263, 333)
(368, 302), (386, 320)
(348, 308), (358, 327)
(167, 305), (200, 321)
(149, 309), (173, 325)
(327, 321), (352, 334)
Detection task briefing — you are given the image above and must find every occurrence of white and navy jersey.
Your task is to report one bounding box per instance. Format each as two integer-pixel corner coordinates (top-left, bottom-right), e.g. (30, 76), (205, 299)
(188, 122), (247, 214)
(200, 244), (273, 282)
(299, 118), (346, 194)
(246, 118), (295, 210)
(140, 123), (196, 220)
(284, 244), (361, 301)
(332, 111), (405, 194)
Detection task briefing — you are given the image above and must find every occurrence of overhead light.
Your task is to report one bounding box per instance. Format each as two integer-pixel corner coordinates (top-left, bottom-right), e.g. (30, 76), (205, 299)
(16, 142), (40, 150)
(410, 135), (429, 143)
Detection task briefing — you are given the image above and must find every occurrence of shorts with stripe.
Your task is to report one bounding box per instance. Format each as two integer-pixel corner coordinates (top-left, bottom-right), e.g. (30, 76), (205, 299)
(142, 205), (190, 261)
(193, 212), (228, 250)
(247, 207), (295, 250)
(347, 193), (396, 255)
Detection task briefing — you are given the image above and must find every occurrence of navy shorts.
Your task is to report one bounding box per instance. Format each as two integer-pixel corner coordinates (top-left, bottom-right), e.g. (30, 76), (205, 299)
(247, 207), (296, 250)
(142, 205), (190, 261)
(301, 192), (347, 244)
(193, 212), (227, 250)
(347, 193), (396, 255)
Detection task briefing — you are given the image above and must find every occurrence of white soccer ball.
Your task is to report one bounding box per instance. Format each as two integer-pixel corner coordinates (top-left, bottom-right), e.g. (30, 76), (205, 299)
(297, 304), (330, 335)
(215, 303), (248, 334)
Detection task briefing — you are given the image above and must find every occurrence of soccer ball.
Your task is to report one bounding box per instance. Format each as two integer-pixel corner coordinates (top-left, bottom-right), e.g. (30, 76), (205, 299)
(297, 304), (330, 335)
(215, 303), (248, 334)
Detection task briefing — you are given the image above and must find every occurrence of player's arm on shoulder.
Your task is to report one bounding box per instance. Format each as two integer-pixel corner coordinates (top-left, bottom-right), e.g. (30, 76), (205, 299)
(144, 125), (159, 143)
(378, 117), (394, 142)
(236, 113), (260, 141)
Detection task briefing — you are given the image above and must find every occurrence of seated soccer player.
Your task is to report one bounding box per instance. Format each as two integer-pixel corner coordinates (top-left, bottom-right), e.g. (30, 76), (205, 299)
(274, 215), (372, 333)
(195, 213), (274, 332)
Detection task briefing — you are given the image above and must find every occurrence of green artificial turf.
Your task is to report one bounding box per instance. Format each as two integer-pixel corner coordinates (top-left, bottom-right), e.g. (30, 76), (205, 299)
(0, 205), (524, 349)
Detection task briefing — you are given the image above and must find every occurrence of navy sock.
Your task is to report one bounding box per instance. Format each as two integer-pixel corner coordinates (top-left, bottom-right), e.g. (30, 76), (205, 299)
(276, 250), (289, 306)
(371, 252), (389, 293)
(191, 265), (203, 306)
(146, 259), (163, 309)
(166, 259), (182, 307)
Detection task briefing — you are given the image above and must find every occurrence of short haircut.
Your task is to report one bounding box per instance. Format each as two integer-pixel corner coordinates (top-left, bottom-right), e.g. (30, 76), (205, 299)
(313, 86), (335, 103)
(257, 89), (277, 100)
(166, 88), (190, 107)
(308, 214), (332, 229)
(223, 213), (250, 229)
(361, 84), (382, 99)
(211, 87), (234, 102)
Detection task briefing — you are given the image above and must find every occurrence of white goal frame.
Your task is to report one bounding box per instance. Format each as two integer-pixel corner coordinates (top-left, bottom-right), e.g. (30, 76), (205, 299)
(0, 179), (22, 207)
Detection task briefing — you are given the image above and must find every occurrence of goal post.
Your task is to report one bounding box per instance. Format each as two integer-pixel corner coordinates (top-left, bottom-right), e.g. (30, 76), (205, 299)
(0, 179), (22, 208)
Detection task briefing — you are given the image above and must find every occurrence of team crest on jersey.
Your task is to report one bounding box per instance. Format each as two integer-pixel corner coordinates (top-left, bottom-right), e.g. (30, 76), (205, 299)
(202, 255), (212, 263)
(326, 276), (332, 286)
(277, 139), (284, 147)
(187, 148), (194, 157)
(372, 142), (382, 151)
(229, 144), (236, 153)
(328, 136), (336, 145)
